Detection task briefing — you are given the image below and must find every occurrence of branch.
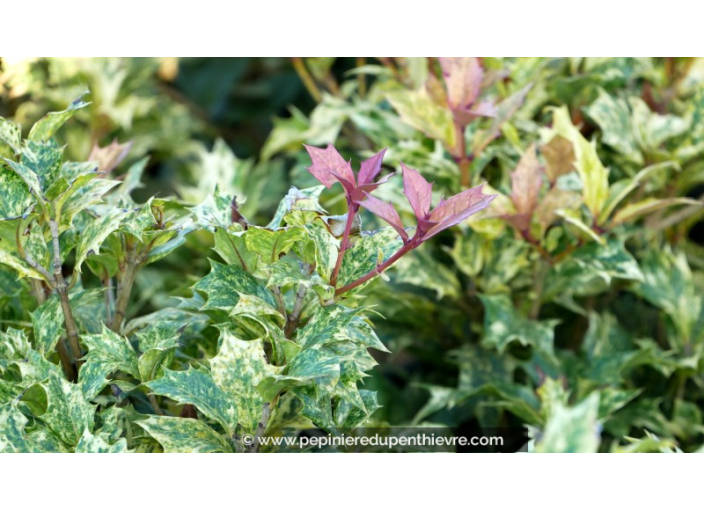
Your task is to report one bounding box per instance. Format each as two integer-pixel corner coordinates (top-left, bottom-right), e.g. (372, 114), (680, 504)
(49, 219), (83, 372)
(247, 402), (272, 453)
(291, 57), (322, 102)
(329, 204), (358, 287)
(334, 240), (416, 296)
(284, 284), (308, 339)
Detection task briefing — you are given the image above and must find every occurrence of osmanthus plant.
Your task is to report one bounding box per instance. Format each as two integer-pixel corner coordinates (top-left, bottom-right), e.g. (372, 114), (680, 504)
(0, 97), (495, 452)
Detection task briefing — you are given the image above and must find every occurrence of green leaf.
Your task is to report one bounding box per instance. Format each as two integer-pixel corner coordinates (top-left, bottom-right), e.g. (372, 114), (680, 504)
(79, 325), (140, 399)
(479, 294), (557, 357)
(137, 415), (232, 453)
(0, 117), (22, 153)
(75, 429), (128, 453)
(0, 404), (34, 452)
(386, 88), (455, 148)
(0, 167), (33, 219)
(548, 106), (609, 219)
(244, 226), (308, 264)
(31, 290), (98, 356)
(395, 248), (461, 299)
(146, 368), (238, 436)
(39, 372), (96, 445)
(611, 197), (701, 225)
(472, 84), (531, 154)
(74, 207), (131, 272)
(210, 330), (273, 435)
(555, 208), (604, 244)
(3, 159), (44, 199)
(583, 89), (642, 163)
(266, 186), (326, 230)
(598, 161), (679, 224)
(194, 260), (276, 313)
(536, 393), (600, 453)
(20, 139), (63, 191)
(301, 222), (338, 282)
(337, 227), (404, 288)
(28, 92), (90, 142)
(634, 249), (702, 344)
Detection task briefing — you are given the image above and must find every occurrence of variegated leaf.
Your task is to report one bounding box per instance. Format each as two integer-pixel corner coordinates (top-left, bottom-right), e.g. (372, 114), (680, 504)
(40, 372), (96, 445)
(80, 325), (140, 399)
(137, 415), (232, 453)
(27, 92), (90, 142)
(75, 429), (128, 453)
(194, 260), (276, 313)
(146, 367), (238, 436)
(210, 330), (273, 435)
(74, 207), (131, 272)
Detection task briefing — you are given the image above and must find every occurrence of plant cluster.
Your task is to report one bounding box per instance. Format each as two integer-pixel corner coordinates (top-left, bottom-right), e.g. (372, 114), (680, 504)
(1, 57), (704, 452)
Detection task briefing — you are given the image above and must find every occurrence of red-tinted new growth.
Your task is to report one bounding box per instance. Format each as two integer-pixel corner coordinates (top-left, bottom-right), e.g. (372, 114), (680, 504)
(360, 163), (497, 243)
(304, 144), (390, 203)
(438, 57), (497, 127)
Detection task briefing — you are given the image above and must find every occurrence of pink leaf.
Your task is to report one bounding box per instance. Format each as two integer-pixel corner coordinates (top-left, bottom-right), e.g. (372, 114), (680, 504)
(438, 57), (484, 111)
(424, 184), (496, 240)
(360, 193), (409, 241)
(402, 163), (433, 220)
(509, 144), (543, 216)
(358, 148), (387, 186)
(304, 144), (355, 189)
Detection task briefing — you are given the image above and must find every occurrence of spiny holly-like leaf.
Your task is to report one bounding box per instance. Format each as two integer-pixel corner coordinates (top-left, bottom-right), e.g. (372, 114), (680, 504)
(74, 207), (132, 272)
(0, 167), (33, 220)
(194, 260), (277, 313)
(3, 159), (44, 199)
(0, 404), (34, 452)
(31, 290), (99, 356)
(301, 222), (339, 281)
(40, 372), (96, 445)
(59, 179), (121, 232)
(146, 367), (238, 436)
(297, 305), (387, 352)
(536, 393), (600, 453)
(0, 328), (30, 369)
(79, 325), (140, 399)
(337, 227), (404, 288)
(75, 429), (128, 453)
(211, 331), (273, 435)
(244, 226), (308, 264)
(28, 92), (90, 142)
(20, 139), (63, 192)
(0, 117), (22, 153)
(88, 139), (132, 175)
(137, 415), (232, 453)
(479, 294), (557, 358)
(266, 185), (327, 230)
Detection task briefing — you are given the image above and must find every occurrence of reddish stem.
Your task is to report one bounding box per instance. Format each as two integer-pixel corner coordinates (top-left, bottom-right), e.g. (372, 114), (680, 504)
(329, 201), (359, 287)
(334, 239), (417, 296)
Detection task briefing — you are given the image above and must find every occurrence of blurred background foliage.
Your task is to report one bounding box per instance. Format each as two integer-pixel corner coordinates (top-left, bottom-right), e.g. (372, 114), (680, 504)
(2, 57), (704, 452)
